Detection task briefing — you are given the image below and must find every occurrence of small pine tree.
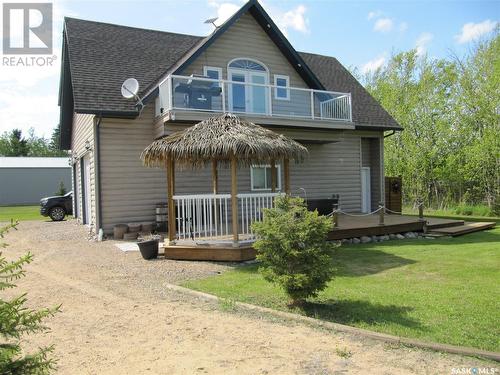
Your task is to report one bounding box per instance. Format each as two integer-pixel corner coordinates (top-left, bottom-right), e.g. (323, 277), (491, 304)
(252, 196), (336, 305)
(55, 181), (66, 196)
(0, 222), (60, 375)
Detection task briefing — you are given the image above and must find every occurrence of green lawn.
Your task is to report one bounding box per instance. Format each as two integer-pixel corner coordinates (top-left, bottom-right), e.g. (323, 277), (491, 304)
(0, 205), (43, 222)
(184, 226), (500, 352)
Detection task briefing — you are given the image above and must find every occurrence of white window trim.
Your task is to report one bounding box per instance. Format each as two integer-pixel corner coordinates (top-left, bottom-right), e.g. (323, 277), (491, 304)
(250, 164), (282, 191)
(274, 74), (290, 100)
(203, 66), (223, 86)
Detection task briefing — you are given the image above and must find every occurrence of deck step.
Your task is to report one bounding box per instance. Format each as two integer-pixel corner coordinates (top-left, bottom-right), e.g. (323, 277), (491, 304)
(429, 222), (496, 237)
(426, 219), (465, 230)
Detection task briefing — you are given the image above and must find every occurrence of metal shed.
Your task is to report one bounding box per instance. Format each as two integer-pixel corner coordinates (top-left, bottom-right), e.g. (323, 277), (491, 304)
(0, 157), (71, 205)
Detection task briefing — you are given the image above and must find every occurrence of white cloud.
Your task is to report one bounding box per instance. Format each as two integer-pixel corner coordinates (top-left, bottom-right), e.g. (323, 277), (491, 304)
(361, 54), (387, 74)
(278, 5), (309, 34)
(374, 18), (393, 33)
(207, 1), (241, 26)
(455, 20), (497, 44)
(0, 90), (59, 138)
(367, 10), (382, 20)
(415, 32), (433, 56)
(208, 1), (309, 36)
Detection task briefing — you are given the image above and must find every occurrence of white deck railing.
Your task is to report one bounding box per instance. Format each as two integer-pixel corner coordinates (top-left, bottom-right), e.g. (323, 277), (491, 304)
(238, 192), (282, 236)
(172, 192), (281, 241)
(157, 74), (352, 123)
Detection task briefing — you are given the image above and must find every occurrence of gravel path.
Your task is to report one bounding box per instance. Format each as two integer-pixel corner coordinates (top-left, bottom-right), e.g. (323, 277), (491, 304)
(1, 220), (493, 374)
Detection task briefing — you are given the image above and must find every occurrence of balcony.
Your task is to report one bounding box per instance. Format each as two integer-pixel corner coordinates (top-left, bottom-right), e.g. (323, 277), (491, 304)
(155, 74), (353, 128)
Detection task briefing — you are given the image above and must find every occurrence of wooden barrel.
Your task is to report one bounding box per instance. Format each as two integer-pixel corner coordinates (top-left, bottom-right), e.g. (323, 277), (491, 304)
(156, 202), (168, 232)
(113, 224), (128, 240)
(127, 223), (141, 233)
(141, 222), (154, 233)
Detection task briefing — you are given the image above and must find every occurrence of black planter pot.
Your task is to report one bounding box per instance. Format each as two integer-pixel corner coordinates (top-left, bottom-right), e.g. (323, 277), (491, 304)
(138, 239), (159, 260)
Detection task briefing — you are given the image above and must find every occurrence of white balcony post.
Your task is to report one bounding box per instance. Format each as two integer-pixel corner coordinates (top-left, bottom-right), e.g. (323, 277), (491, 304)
(348, 93), (352, 122)
(268, 86), (273, 116)
(167, 75), (173, 111)
(310, 91), (315, 120)
(221, 81), (226, 113)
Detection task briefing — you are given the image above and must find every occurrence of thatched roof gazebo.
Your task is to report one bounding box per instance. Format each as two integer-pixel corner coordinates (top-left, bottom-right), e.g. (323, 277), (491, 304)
(141, 113), (308, 248)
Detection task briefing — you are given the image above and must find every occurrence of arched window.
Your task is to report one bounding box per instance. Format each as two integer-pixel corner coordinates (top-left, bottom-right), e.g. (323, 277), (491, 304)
(228, 59), (267, 72)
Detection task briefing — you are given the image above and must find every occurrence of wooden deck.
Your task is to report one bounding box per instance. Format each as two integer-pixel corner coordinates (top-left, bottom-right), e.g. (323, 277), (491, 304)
(163, 243), (256, 261)
(428, 221), (496, 236)
(327, 214), (465, 240)
(162, 214), (485, 261)
(329, 213), (421, 240)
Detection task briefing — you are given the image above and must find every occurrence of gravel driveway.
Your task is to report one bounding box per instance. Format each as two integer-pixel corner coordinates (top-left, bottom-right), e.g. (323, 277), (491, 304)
(1, 219), (493, 374)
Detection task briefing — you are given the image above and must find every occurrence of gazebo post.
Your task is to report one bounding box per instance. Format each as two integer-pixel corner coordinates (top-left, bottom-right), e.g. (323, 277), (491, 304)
(283, 158), (290, 194)
(212, 159), (219, 235)
(211, 159), (218, 194)
(167, 156), (176, 243)
(270, 159), (277, 193)
(231, 154), (239, 246)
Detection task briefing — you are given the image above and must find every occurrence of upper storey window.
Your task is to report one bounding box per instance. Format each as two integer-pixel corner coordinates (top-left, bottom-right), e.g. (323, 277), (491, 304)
(228, 59), (267, 71)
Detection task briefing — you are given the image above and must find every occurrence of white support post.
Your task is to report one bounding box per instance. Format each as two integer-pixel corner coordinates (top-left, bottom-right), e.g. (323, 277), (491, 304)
(310, 91), (315, 120)
(348, 93), (352, 122)
(167, 75), (173, 111)
(221, 82), (226, 113)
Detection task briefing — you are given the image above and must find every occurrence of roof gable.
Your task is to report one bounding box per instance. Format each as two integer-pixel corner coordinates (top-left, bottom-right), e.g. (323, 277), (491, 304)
(141, 0), (325, 99)
(178, 12), (312, 90)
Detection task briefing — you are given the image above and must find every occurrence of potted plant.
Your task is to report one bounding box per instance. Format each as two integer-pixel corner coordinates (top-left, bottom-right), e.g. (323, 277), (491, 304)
(137, 234), (161, 260)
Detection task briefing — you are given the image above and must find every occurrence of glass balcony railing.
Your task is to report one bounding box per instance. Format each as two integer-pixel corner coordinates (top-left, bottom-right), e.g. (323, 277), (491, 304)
(156, 74), (352, 122)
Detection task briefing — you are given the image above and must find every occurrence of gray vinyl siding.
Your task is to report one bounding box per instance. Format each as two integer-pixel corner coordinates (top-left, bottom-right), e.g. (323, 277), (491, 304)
(71, 113), (96, 228)
(179, 12), (314, 118)
(163, 125), (365, 212)
(289, 135), (362, 211)
(97, 116), (383, 231)
(99, 105), (167, 233)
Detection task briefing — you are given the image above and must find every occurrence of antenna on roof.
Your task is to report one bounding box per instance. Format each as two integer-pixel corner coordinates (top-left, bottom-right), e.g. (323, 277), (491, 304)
(204, 17), (219, 29)
(121, 78), (144, 112)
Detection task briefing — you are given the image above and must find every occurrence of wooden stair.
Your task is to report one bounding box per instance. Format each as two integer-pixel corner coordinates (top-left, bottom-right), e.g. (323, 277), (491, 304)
(426, 219), (464, 230)
(428, 222), (496, 237)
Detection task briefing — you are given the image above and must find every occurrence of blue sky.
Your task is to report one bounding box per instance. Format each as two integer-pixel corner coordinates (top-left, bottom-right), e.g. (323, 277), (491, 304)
(0, 0), (498, 138)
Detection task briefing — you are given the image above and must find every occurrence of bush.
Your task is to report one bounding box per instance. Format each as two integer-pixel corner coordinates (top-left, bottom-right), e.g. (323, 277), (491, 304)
(0, 222), (60, 375)
(251, 196), (336, 305)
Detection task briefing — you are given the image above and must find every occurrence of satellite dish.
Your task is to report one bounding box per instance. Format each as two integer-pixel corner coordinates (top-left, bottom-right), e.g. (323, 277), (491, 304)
(121, 78), (139, 99)
(204, 17), (218, 29)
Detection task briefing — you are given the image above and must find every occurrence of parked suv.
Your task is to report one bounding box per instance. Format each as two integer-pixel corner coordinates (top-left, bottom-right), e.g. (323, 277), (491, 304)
(40, 192), (73, 221)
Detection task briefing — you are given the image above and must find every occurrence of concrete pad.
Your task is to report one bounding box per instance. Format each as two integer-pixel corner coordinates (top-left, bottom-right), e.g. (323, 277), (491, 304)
(115, 242), (139, 252)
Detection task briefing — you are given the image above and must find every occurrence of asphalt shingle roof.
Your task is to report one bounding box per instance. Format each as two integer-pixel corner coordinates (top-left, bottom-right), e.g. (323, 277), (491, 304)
(63, 17), (401, 130)
(64, 18), (202, 113)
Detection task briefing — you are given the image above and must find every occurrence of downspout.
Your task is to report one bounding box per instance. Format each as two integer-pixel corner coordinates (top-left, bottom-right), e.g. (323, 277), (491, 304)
(94, 115), (103, 239)
(384, 130), (396, 138)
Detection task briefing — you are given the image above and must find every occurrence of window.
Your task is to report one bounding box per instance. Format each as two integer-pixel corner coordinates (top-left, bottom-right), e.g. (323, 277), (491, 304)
(228, 59), (267, 71)
(203, 66), (222, 87)
(251, 165), (281, 191)
(274, 75), (290, 100)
